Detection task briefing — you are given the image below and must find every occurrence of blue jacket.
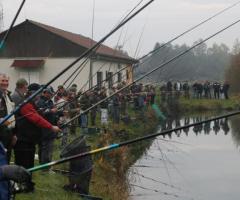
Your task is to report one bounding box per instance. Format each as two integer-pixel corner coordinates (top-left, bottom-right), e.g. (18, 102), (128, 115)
(0, 142), (9, 200)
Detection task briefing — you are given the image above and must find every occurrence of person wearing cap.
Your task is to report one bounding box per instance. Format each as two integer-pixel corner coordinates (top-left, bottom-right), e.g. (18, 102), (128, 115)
(14, 83), (61, 189)
(36, 87), (58, 166)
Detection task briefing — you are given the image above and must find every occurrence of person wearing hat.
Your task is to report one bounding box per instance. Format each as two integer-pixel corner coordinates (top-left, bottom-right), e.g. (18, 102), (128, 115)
(14, 83), (61, 190)
(36, 87), (58, 166)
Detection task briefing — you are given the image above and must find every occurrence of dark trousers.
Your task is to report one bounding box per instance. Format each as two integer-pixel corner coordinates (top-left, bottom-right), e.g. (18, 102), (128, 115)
(224, 91), (229, 99)
(214, 91), (220, 99)
(112, 106), (120, 124)
(90, 110), (97, 126)
(38, 139), (54, 165)
(14, 141), (36, 169)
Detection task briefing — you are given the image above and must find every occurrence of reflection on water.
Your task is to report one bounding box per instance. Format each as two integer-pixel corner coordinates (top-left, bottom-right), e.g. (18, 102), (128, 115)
(129, 115), (240, 200)
(160, 117), (230, 139)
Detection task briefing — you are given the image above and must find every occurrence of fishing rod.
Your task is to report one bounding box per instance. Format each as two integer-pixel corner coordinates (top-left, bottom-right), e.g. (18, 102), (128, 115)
(66, 0), (240, 105)
(72, 0), (145, 92)
(108, 15), (147, 85)
(64, 0), (146, 91)
(138, 0), (240, 61)
(4, 0), (238, 121)
(33, 0), (150, 105)
(133, 19), (147, 58)
(62, 17), (240, 127)
(72, 24), (126, 93)
(28, 110), (240, 172)
(69, 1), (95, 92)
(0, 0), (155, 126)
(0, 0), (26, 50)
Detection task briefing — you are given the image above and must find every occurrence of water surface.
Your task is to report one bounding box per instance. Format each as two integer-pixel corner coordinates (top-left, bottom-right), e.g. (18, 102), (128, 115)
(130, 115), (240, 200)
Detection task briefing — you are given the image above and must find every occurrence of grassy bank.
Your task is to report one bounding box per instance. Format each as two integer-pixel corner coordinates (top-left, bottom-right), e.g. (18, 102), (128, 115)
(178, 96), (240, 112)
(16, 106), (159, 200)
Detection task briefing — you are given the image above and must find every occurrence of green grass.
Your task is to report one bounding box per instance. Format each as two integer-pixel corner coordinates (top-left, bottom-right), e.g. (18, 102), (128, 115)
(16, 172), (81, 200)
(179, 96), (240, 112)
(16, 106), (159, 200)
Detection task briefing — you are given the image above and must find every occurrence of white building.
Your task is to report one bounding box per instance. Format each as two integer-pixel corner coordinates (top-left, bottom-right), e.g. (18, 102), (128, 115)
(0, 20), (137, 91)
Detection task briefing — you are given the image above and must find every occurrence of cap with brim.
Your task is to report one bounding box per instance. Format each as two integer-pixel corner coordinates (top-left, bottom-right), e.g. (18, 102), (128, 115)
(43, 87), (54, 94)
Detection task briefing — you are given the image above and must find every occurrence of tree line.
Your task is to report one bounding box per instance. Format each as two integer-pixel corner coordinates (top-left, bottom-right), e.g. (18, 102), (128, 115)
(135, 39), (240, 84)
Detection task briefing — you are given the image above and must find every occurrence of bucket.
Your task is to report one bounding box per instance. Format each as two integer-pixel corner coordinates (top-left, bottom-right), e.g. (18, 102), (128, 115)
(60, 135), (93, 194)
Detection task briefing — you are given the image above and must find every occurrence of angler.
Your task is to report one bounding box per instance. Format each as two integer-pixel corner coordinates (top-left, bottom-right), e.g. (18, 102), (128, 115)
(0, 0), (155, 127)
(55, 0), (240, 115)
(14, 83), (61, 191)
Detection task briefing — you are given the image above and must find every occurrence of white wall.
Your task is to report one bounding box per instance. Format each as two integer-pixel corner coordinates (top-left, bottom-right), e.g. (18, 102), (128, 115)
(91, 60), (128, 88)
(0, 59), (20, 91)
(0, 58), (129, 92)
(40, 58), (90, 91)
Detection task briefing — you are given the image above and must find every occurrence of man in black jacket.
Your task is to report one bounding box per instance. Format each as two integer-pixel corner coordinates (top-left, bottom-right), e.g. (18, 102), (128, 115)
(0, 73), (16, 162)
(0, 74), (31, 198)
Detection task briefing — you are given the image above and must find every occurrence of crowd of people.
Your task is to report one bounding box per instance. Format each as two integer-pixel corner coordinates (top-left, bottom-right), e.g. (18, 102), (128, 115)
(0, 73), (158, 199)
(0, 72), (233, 199)
(160, 81), (230, 100)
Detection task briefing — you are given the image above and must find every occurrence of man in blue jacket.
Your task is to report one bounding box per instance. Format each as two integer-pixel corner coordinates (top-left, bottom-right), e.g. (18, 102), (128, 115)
(0, 142), (30, 200)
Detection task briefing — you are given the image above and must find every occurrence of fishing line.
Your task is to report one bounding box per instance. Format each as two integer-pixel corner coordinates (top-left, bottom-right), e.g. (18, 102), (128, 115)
(57, 0), (240, 112)
(114, 0), (145, 28)
(130, 183), (187, 199)
(155, 139), (173, 185)
(65, 0), (240, 109)
(0, 0), (26, 50)
(137, 0), (240, 62)
(4, 0), (239, 121)
(28, 110), (240, 172)
(63, 17), (240, 127)
(64, 57), (90, 90)
(80, 24), (126, 92)
(0, 0), (155, 126)
(131, 171), (182, 190)
(61, 0), (147, 92)
(133, 18), (148, 58)
(6, 66), (125, 126)
(67, 0), (146, 91)
(157, 138), (191, 146)
(156, 141), (191, 158)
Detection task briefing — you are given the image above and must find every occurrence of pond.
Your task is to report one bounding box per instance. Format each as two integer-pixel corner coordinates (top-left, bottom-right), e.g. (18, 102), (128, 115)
(129, 114), (240, 200)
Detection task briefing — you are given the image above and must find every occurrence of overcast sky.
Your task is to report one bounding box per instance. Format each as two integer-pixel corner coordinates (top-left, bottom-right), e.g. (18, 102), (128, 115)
(1, 0), (240, 58)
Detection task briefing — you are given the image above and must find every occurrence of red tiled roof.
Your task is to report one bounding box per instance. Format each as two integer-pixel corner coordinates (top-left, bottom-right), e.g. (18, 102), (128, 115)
(28, 20), (135, 62)
(11, 59), (45, 68)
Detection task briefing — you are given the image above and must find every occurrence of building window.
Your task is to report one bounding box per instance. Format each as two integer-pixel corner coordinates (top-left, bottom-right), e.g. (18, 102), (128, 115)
(97, 72), (103, 88)
(126, 69), (129, 81)
(118, 72), (122, 83)
(106, 71), (113, 88)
